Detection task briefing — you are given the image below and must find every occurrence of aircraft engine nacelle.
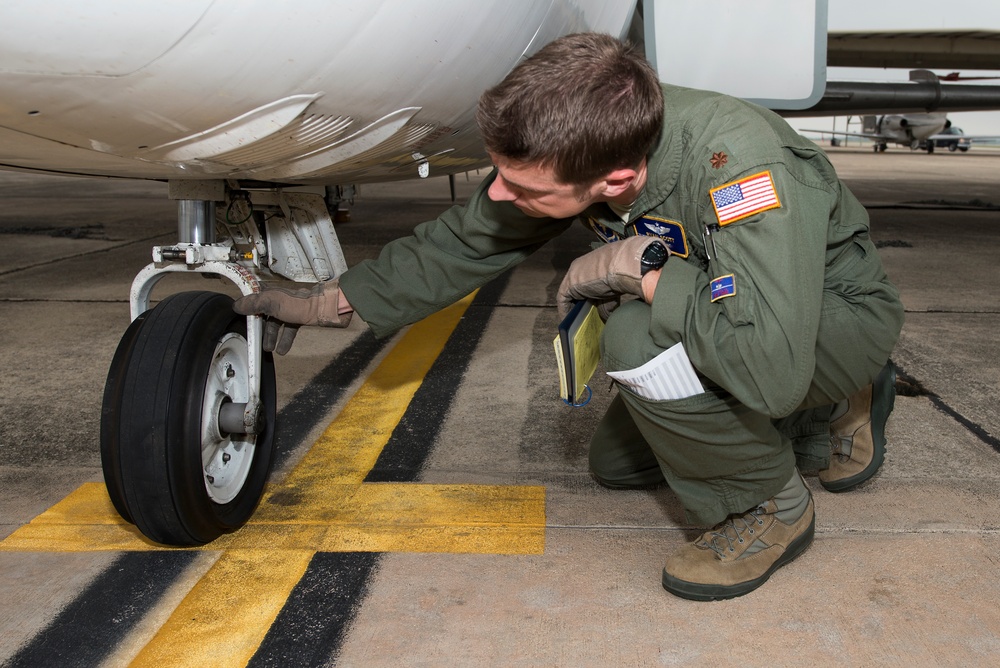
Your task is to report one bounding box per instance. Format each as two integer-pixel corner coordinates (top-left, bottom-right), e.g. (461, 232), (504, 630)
(880, 115), (910, 133)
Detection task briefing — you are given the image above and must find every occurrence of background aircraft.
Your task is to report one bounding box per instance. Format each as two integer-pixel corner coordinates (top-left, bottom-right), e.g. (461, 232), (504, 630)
(802, 110), (950, 152)
(803, 112), (998, 153)
(3, 0), (1000, 547)
(863, 112), (950, 152)
(796, 69), (1000, 152)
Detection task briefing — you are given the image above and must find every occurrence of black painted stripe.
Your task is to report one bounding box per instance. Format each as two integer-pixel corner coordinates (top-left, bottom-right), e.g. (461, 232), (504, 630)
(928, 395), (1000, 452)
(4, 551), (198, 668)
(272, 330), (390, 470)
(246, 552), (380, 667)
(364, 271), (512, 482)
(895, 364), (1000, 453)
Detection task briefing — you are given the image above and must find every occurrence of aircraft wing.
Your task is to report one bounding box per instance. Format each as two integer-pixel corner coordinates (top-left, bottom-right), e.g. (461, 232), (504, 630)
(927, 133), (1000, 142)
(783, 80), (1000, 117)
(827, 30), (1000, 71)
(798, 129), (885, 141)
(783, 30), (1000, 117)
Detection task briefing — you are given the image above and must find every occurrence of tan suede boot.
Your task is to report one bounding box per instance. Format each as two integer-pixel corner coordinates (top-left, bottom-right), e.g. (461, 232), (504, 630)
(820, 362), (896, 492)
(662, 473), (814, 601)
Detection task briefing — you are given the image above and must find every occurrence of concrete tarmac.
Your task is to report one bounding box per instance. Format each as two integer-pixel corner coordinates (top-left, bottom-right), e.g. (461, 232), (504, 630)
(1, 146), (999, 666)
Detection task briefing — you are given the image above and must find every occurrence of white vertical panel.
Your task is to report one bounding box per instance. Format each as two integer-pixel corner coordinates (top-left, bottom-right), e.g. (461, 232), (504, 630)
(644, 0), (827, 109)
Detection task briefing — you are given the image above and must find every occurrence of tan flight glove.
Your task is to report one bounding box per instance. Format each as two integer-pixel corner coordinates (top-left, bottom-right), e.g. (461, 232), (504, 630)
(233, 280), (352, 355)
(556, 236), (667, 319)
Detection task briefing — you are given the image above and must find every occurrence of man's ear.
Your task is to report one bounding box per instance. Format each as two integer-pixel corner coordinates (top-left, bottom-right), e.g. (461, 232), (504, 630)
(599, 167), (640, 198)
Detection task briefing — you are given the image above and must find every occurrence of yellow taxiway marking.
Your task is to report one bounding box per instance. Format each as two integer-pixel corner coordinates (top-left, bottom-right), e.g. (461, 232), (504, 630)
(0, 291), (545, 665)
(4, 481), (544, 555)
(129, 549), (315, 667)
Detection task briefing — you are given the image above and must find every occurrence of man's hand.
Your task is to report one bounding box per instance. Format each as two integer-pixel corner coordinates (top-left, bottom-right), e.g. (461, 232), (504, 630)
(641, 268), (661, 304)
(557, 236), (667, 318)
(233, 280), (353, 355)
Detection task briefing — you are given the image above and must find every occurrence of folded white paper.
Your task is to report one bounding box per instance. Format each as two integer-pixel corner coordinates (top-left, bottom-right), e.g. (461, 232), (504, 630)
(606, 342), (704, 401)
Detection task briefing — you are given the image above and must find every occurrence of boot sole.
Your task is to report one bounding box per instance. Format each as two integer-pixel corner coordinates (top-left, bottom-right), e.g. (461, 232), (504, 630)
(821, 361), (896, 493)
(661, 513), (816, 601)
(592, 473), (665, 491)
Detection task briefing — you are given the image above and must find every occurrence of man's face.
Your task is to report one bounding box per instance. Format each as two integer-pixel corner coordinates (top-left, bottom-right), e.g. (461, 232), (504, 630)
(487, 154), (603, 219)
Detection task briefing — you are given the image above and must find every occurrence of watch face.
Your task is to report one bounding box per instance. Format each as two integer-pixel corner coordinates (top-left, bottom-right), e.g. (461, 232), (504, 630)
(641, 241), (669, 273)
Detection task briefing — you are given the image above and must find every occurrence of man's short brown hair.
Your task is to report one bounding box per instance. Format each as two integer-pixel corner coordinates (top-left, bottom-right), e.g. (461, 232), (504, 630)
(476, 32), (663, 187)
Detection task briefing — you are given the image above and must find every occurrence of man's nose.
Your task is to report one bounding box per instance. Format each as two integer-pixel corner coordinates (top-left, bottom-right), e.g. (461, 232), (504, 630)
(488, 176), (516, 202)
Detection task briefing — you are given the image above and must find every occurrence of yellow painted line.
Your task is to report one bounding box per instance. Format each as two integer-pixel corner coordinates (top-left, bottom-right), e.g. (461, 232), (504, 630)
(222, 481), (545, 554)
(129, 549), (314, 667)
(1, 481), (545, 554)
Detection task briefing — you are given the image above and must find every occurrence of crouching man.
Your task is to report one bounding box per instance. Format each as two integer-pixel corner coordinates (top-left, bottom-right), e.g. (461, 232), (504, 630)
(235, 33), (903, 600)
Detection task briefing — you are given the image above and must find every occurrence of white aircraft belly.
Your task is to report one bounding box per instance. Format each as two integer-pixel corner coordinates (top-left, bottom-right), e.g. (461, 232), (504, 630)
(0, 0), (636, 184)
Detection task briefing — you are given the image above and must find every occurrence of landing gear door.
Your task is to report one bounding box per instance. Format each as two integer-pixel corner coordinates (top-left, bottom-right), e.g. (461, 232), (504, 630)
(643, 0), (827, 111)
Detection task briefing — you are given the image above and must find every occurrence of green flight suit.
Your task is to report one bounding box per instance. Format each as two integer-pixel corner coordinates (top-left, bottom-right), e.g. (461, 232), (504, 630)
(339, 83), (904, 526)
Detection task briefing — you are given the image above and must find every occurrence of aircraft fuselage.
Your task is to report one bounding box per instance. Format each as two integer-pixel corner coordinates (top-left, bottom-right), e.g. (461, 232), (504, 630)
(0, 0), (636, 185)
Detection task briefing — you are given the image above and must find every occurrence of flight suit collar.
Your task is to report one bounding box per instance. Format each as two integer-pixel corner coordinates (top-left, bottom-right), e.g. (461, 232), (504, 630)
(631, 83), (684, 216)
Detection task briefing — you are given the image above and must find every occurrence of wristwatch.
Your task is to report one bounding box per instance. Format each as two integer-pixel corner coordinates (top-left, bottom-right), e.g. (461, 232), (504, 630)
(640, 240), (669, 275)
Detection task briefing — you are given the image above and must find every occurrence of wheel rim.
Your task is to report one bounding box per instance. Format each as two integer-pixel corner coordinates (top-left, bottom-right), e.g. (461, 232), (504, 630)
(201, 331), (256, 504)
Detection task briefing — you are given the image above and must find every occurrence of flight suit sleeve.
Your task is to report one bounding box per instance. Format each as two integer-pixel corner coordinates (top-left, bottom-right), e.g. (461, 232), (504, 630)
(338, 170), (573, 339)
(648, 162), (832, 418)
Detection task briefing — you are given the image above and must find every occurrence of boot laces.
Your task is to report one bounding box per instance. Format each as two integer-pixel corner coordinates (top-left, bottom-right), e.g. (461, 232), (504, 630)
(830, 433), (853, 458)
(700, 504), (768, 558)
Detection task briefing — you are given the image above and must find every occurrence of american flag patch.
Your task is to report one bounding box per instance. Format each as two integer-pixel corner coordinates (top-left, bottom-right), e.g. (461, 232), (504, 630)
(710, 274), (736, 302)
(709, 171), (780, 226)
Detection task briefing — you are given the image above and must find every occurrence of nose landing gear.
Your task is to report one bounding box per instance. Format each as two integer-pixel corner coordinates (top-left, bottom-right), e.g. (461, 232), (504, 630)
(100, 183), (347, 546)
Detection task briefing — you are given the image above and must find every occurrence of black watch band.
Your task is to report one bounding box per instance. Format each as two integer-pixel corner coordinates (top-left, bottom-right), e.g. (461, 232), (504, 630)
(640, 241), (669, 275)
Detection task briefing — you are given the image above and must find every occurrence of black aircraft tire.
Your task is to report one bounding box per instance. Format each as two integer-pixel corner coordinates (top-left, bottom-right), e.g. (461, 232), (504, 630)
(112, 291), (276, 546)
(100, 312), (148, 525)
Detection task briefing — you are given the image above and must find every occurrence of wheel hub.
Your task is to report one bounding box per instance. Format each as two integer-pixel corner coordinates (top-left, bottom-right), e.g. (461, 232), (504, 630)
(202, 332), (256, 504)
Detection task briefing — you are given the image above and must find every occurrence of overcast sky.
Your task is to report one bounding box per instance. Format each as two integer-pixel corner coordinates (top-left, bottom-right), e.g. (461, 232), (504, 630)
(789, 0), (1000, 136)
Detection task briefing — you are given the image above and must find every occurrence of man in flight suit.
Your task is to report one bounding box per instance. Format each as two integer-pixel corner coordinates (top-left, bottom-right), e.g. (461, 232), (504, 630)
(235, 33), (904, 600)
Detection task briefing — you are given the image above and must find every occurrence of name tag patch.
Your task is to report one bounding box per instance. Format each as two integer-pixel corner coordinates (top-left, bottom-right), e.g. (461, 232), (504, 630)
(630, 216), (690, 258)
(710, 171), (781, 226)
(710, 274), (736, 302)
